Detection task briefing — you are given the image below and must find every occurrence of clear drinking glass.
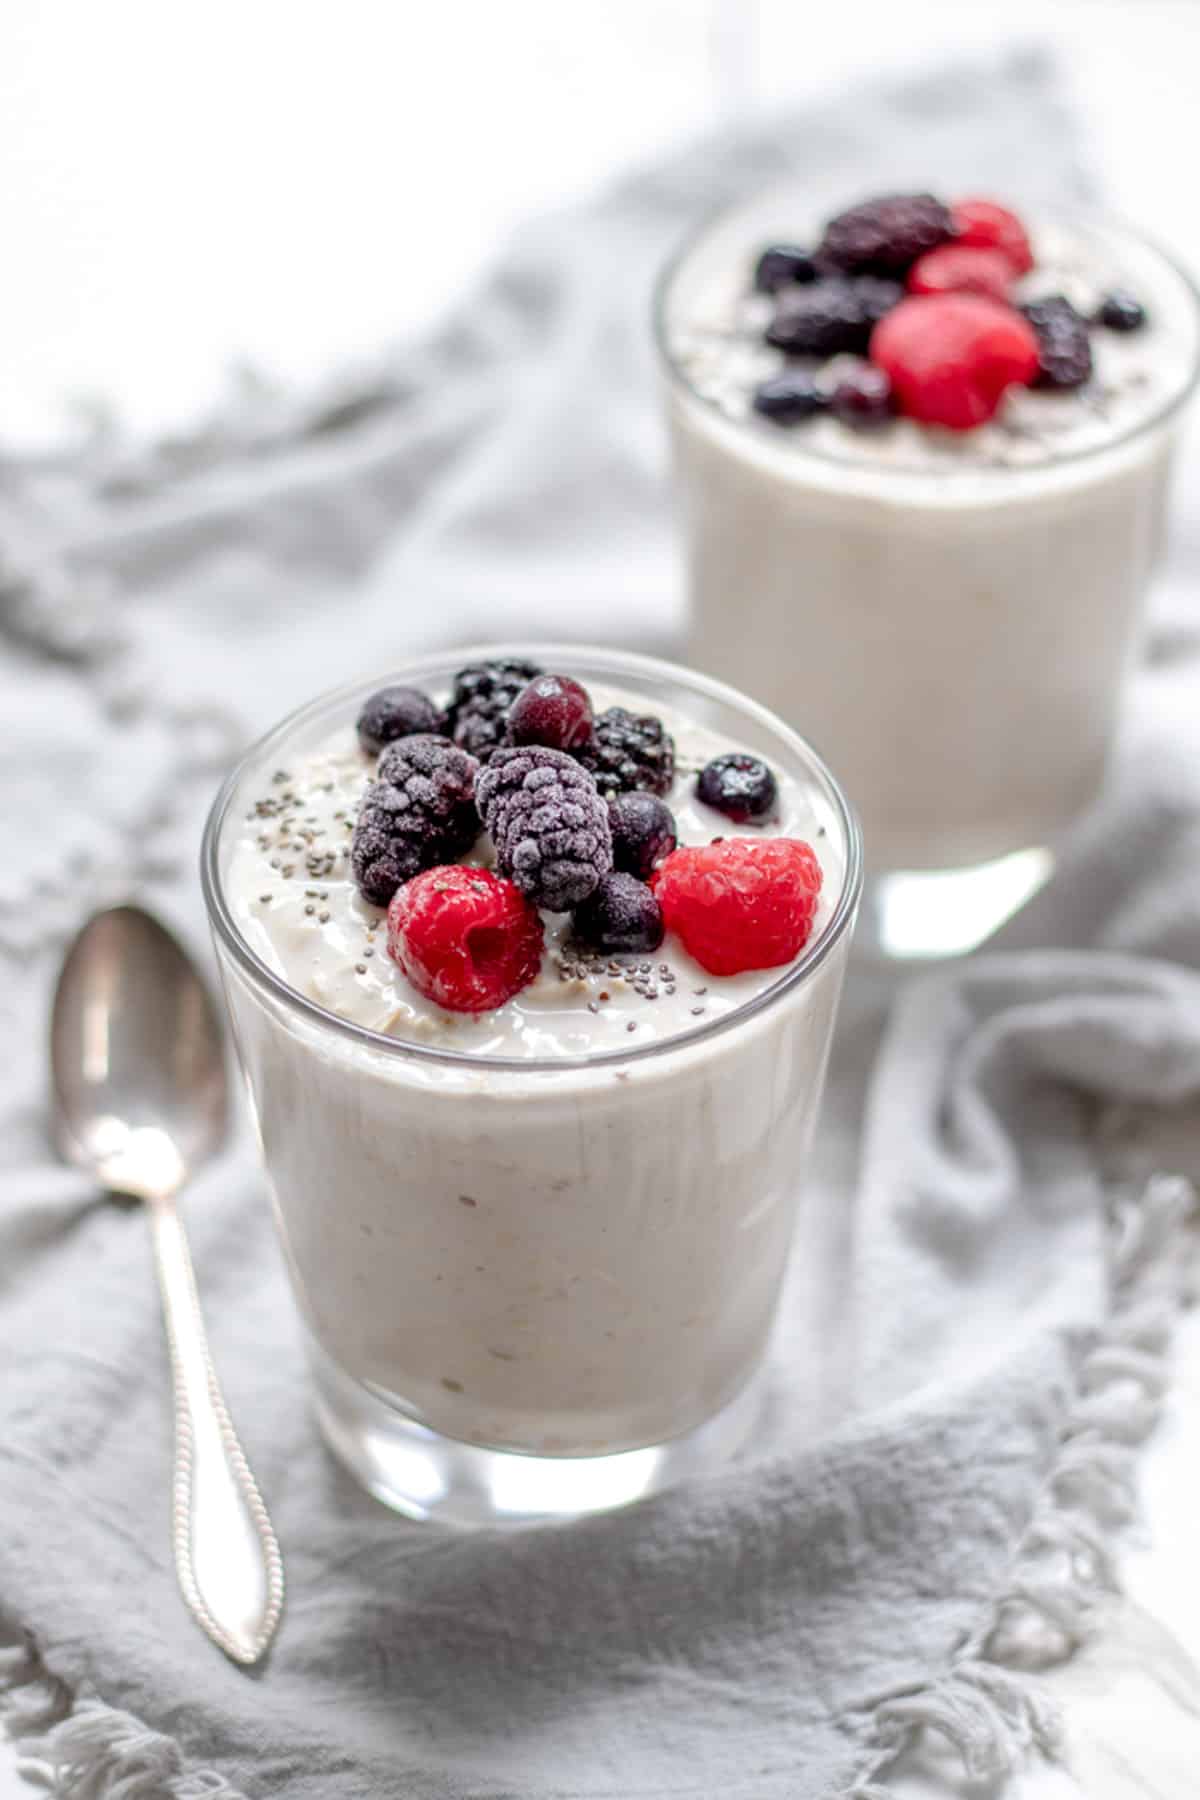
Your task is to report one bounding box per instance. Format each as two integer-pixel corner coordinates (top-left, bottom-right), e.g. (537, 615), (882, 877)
(201, 646), (861, 1527)
(655, 191), (1200, 956)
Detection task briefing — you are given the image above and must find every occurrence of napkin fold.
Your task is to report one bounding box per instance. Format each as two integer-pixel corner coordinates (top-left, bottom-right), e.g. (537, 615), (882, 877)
(3, 44), (1198, 1800)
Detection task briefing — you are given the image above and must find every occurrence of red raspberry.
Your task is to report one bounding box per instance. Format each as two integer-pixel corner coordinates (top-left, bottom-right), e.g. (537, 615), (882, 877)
(907, 245), (1014, 301)
(387, 866), (543, 1014)
(652, 838), (822, 978)
(870, 294), (1039, 430)
(950, 199), (1034, 275)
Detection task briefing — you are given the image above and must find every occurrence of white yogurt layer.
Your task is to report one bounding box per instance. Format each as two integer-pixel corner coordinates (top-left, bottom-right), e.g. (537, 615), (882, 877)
(226, 683), (840, 1060)
(667, 216), (1198, 473)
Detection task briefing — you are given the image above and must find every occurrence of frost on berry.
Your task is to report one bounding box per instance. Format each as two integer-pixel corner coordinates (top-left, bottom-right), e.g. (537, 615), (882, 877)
(350, 735), (480, 907)
(476, 746), (613, 911)
(653, 838), (822, 976)
(445, 659), (542, 762)
(575, 707), (675, 799)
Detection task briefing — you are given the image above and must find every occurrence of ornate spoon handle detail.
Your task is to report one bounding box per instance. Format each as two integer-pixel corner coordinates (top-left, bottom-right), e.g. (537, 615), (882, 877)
(148, 1196), (284, 1664)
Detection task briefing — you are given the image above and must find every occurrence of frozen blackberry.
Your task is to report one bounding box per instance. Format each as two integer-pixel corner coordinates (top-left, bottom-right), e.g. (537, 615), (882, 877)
(608, 791), (677, 880)
(350, 735), (480, 907)
(476, 746), (613, 912)
(356, 684), (444, 755)
(819, 193), (954, 277)
(572, 873), (664, 956)
(576, 707), (675, 799)
(445, 658), (542, 761)
(765, 277), (903, 358)
(1097, 289), (1147, 333)
(697, 752), (778, 823)
(1021, 295), (1093, 390)
(754, 245), (819, 293)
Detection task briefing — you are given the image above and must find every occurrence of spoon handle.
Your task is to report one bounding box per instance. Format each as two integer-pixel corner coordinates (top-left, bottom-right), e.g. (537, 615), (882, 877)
(148, 1195), (284, 1664)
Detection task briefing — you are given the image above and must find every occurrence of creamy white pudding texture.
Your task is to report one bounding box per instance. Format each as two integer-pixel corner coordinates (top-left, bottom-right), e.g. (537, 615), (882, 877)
(666, 217), (1199, 474)
(215, 667), (855, 1459)
(227, 683), (841, 1059)
(667, 208), (1199, 874)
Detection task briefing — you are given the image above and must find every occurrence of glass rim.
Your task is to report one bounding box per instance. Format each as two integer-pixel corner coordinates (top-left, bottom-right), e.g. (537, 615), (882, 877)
(200, 642), (864, 1075)
(652, 197), (1200, 481)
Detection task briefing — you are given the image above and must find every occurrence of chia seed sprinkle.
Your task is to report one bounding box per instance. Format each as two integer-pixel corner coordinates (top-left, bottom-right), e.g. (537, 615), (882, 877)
(319, 911), (330, 924)
(626, 1021), (637, 1032)
(691, 1005), (706, 1016)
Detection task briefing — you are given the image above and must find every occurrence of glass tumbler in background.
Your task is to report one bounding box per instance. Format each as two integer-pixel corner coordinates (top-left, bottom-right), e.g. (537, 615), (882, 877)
(656, 189), (1200, 956)
(201, 648), (862, 1527)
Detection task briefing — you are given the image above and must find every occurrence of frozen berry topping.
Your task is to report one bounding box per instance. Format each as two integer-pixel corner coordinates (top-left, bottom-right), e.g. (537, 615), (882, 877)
(819, 193), (954, 277)
(753, 370), (828, 425)
(505, 673), (595, 752)
(445, 658), (542, 762)
(576, 707), (675, 799)
(608, 791), (677, 879)
(871, 294), (1040, 430)
(350, 735), (481, 907)
(572, 872), (664, 956)
(388, 866), (543, 1014)
(696, 752), (779, 823)
(356, 684), (444, 755)
(766, 276), (902, 358)
(1021, 295), (1094, 390)
(1097, 289), (1147, 333)
(754, 244), (819, 293)
(477, 746), (613, 912)
(950, 199), (1034, 275)
(907, 245), (1014, 301)
(653, 838), (823, 978)
(829, 364), (895, 429)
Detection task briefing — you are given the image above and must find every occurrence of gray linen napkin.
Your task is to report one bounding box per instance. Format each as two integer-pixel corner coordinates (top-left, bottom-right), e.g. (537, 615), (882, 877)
(2, 46), (1197, 1800)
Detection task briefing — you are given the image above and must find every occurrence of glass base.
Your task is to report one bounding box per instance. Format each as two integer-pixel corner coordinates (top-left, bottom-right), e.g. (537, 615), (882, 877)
(863, 844), (1054, 960)
(310, 1340), (765, 1528)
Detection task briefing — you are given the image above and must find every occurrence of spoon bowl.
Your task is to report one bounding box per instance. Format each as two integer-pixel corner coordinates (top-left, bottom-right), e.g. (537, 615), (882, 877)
(52, 906), (228, 1197)
(50, 903), (283, 1666)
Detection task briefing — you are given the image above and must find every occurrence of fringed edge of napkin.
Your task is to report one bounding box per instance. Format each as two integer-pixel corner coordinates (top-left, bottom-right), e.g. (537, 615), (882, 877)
(0, 1638), (247, 1798)
(844, 1171), (1197, 1798)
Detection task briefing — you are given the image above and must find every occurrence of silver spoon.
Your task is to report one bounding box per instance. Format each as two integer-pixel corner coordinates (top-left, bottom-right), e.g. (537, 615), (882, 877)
(50, 904), (283, 1666)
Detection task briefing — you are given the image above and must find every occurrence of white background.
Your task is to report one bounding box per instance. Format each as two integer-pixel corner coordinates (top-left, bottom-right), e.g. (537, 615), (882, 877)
(3, 3), (1200, 1795)
(1, 1), (1198, 441)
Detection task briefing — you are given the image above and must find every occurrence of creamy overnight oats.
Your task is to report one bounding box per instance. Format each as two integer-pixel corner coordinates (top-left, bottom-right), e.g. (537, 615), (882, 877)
(203, 647), (860, 1524)
(658, 189), (1200, 950)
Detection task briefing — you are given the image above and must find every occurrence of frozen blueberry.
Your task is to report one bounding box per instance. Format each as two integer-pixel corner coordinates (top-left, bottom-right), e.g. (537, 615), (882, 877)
(1096, 289), (1147, 333)
(608, 791), (677, 880)
(356, 685), (443, 755)
(753, 372), (827, 426)
(754, 245), (819, 293)
(572, 873), (664, 955)
(505, 674), (594, 752)
(696, 752), (778, 823)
